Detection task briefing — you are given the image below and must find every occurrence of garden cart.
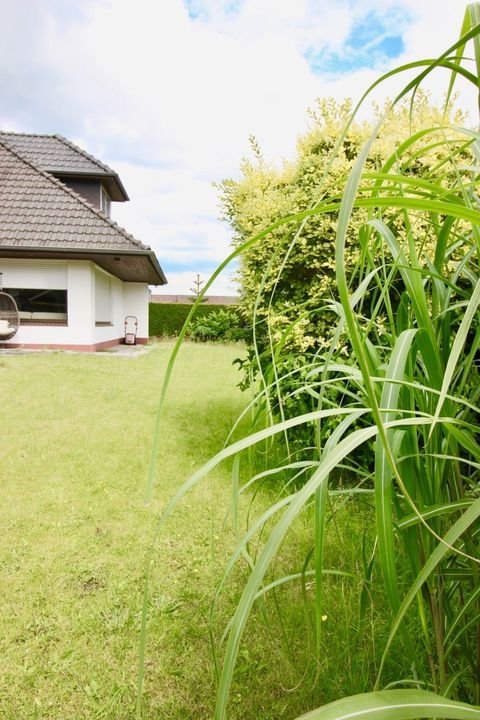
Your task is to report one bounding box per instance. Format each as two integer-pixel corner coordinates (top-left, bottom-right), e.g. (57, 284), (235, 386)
(124, 315), (138, 345)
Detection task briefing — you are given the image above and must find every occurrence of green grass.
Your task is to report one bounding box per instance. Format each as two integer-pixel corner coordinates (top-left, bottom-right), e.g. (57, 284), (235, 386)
(0, 343), (248, 719)
(0, 343), (383, 719)
(0, 341), (406, 719)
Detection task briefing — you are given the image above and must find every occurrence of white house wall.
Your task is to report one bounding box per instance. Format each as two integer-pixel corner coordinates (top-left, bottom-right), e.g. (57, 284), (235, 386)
(122, 283), (149, 339)
(93, 275), (149, 345)
(93, 272), (124, 344)
(68, 261), (95, 344)
(0, 259), (150, 350)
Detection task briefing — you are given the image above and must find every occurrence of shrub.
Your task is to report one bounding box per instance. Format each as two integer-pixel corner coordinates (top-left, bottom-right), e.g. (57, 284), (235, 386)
(218, 94), (471, 460)
(218, 94), (468, 358)
(189, 307), (247, 342)
(149, 302), (237, 338)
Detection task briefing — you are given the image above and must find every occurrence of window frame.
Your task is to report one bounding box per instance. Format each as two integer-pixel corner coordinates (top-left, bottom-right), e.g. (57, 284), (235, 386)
(5, 287), (68, 325)
(100, 186), (111, 217)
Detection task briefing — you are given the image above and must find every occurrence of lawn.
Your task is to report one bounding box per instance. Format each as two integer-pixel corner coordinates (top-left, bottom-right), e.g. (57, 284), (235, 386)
(0, 342), (251, 719)
(0, 342), (383, 719)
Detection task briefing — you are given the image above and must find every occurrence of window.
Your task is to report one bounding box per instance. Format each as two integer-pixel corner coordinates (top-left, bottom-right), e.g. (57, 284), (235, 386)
(100, 187), (111, 217)
(6, 288), (68, 323)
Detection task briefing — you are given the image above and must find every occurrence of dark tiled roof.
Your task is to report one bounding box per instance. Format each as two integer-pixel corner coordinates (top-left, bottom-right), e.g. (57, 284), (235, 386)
(0, 141), (139, 249)
(0, 139), (166, 284)
(0, 132), (129, 202)
(0, 132), (115, 175)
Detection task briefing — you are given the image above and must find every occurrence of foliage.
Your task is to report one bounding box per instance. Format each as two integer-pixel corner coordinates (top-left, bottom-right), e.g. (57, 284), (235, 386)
(149, 301), (232, 337)
(144, 5), (480, 720)
(218, 84), (470, 457)
(149, 302), (245, 343)
(218, 94), (467, 361)
(295, 691), (480, 720)
(189, 307), (247, 342)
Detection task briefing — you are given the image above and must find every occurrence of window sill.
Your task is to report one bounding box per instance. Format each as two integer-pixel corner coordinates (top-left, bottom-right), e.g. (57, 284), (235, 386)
(95, 322), (113, 327)
(21, 320), (68, 327)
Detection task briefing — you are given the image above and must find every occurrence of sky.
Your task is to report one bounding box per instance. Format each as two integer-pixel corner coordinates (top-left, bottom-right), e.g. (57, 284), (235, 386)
(0, 0), (476, 295)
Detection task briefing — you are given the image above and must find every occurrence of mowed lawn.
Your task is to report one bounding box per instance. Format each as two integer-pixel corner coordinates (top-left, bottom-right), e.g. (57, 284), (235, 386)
(0, 342), (250, 719)
(0, 342), (382, 720)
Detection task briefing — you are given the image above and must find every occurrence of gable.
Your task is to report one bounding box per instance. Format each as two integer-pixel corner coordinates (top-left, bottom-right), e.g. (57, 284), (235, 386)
(0, 132), (128, 201)
(0, 141), (166, 285)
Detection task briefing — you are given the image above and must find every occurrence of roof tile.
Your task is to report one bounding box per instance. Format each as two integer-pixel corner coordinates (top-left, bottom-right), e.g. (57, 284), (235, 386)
(0, 141), (146, 253)
(0, 132), (115, 175)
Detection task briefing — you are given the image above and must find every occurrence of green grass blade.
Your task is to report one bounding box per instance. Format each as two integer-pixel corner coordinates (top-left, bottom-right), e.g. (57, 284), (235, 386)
(157, 408), (369, 530)
(314, 412), (361, 659)
(375, 330), (417, 613)
(294, 689), (480, 720)
(214, 417), (437, 719)
(444, 3), (476, 111)
(376, 498), (480, 686)
(430, 277), (480, 434)
(444, 583), (480, 653)
(468, 3), (480, 110)
(398, 499), (475, 529)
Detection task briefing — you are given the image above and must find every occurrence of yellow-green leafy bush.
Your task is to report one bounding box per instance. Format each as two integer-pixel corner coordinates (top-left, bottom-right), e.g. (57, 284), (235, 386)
(218, 94), (468, 358)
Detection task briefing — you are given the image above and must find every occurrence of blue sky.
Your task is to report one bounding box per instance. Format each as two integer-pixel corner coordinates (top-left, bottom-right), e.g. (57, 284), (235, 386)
(307, 8), (408, 73)
(0, 0), (474, 294)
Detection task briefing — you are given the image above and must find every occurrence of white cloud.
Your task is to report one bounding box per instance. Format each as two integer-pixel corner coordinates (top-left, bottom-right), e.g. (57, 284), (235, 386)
(0, 0), (476, 293)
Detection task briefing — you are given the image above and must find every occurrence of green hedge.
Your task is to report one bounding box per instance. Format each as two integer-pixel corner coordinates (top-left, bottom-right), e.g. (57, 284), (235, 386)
(149, 302), (237, 337)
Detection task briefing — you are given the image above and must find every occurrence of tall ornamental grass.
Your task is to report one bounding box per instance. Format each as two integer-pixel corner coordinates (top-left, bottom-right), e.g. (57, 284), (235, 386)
(141, 4), (480, 719)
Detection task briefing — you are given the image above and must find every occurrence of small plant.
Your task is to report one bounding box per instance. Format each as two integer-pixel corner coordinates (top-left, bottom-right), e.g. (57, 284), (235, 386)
(188, 307), (246, 342)
(189, 273), (208, 303)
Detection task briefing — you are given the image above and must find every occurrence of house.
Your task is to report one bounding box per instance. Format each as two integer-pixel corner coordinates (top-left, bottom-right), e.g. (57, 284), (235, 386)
(0, 132), (166, 351)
